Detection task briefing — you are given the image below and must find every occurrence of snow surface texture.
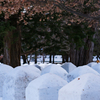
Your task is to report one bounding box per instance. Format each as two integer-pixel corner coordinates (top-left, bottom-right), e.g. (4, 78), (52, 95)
(67, 65), (100, 82)
(87, 62), (97, 67)
(61, 62), (76, 73)
(0, 63), (13, 97)
(91, 63), (100, 73)
(58, 73), (100, 100)
(26, 73), (67, 100)
(3, 65), (40, 100)
(41, 64), (68, 81)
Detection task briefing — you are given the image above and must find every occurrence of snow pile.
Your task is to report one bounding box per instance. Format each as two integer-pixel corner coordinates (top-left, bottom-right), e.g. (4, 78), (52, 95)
(41, 64), (68, 81)
(67, 65), (99, 82)
(87, 62), (97, 67)
(91, 63), (100, 73)
(26, 73), (67, 100)
(3, 65), (40, 100)
(61, 62), (76, 73)
(0, 63), (13, 97)
(58, 73), (100, 100)
(38, 63), (52, 70)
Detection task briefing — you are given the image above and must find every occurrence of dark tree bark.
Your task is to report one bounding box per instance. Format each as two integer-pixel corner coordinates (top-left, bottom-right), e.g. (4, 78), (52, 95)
(3, 14), (21, 68)
(53, 54), (55, 64)
(35, 51), (37, 64)
(3, 26), (21, 68)
(62, 55), (65, 63)
(70, 38), (95, 66)
(49, 54), (51, 63)
(22, 55), (26, 64)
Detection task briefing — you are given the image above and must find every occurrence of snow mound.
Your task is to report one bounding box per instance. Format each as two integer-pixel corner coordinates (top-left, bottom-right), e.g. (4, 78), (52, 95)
(26, 73), (67, 100)
(67, 65), (99, 82)
(91, 63), (100, 73)
(38, 63), (52, 70)
(61, 62), (76, 73)
(0, 63), (13, 97)
(3, 65), (40, 100)
(41, 64), (68, 81)
(58, 73), (100, 100)
(87, 62), (97, 67)
(34, 64), (41, 70)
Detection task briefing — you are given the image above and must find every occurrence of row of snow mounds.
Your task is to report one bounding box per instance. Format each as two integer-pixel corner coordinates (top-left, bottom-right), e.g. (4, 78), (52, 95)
(2, 65), (41, 100)
(61, 62), (76, 73)
(67, 65), (100, 82)
(58, 73), (100, 100)
(26, 73), (67, 100)
(0, 63), (13, 97)
(41, 64), (68, 81)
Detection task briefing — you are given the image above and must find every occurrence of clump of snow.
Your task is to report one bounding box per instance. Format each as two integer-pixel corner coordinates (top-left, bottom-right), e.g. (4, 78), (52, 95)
(87, 62), (97, 67)
(67, 65), (99, 82)
(0, 63), (13, 97)
(41, 64), (68, 81)
(58, 73), (100, 100)
(26, 73), (67, 100)
(61, 62), (76, 73)
(91, 63), (100, 73)
(3, 65), (40, 100)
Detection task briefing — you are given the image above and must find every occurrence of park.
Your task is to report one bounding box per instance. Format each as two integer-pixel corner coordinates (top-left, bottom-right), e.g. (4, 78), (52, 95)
(0, 0), (100, 100)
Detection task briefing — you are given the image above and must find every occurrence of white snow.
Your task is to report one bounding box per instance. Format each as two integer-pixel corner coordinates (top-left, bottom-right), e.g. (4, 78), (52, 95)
(67, 65), (100, 82)
(3, 65), (40, 100)
(26, 73), (67, 100)
(41, 64), (68, 81)
(87, 62), (97, 67)
(0, 63), (13, 97)
(61, 62), (76, 73)
(58, 73), (100, 100)
(91, 63), (100, 73)
(0, 97), (2, 100)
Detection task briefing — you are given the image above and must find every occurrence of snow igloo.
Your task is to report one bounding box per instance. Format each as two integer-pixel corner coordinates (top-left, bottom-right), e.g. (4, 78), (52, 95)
(3, 65), (41, 100)
(26, 73), (67, 100)
(41, 64), (68, 81)
(0, 63), (13, 97)
(58, 73), (100, 100)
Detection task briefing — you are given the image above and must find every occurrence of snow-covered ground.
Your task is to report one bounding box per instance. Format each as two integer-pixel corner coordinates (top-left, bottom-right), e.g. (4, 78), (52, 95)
(0, 55), (100, 100)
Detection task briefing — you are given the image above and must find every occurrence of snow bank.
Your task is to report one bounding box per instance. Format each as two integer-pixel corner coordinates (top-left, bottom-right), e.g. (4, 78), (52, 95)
(91, 63), (100, 73)
(0, 63), (13, 97)
(61, 62), (76, 73)
(67, 65), (99, 82)
(58, 73), (100, 100)
(87, 62), (97, 67)
(26, 73), (67, 100)
(41, 64), (68, 81)
(3, 65), (40, 100)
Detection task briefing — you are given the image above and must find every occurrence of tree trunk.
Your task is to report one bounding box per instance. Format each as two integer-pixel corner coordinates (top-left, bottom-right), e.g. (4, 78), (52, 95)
(22, 55), (26, 64)
(35, 51), (37, 64)
(53, 55), (55, 64)
(49, 54), (51, 63)
(70, 38), (94, 66)
(3, 26), (21, 68)
(62, 55), (65, 63)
